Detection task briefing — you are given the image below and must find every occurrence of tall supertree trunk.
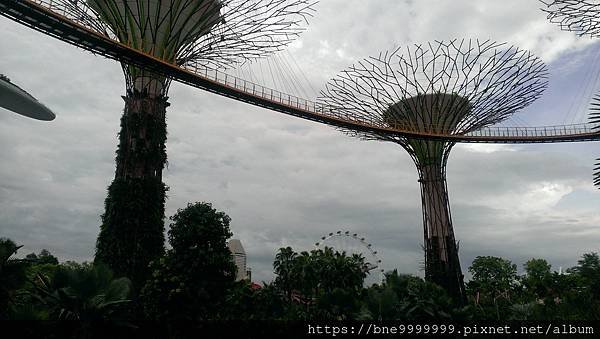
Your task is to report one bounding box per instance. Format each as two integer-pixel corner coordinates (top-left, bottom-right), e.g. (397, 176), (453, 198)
(73, 0), (315, 291)
(96, 85), (169, 289)
(415, 144), (465, 302)
(318, 41), (548, 304)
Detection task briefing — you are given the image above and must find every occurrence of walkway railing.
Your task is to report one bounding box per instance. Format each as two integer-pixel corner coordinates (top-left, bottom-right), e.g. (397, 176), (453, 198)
(7, 0), (600, 143)
(466, 123), (597, 138)
(179, 64), (600, 140)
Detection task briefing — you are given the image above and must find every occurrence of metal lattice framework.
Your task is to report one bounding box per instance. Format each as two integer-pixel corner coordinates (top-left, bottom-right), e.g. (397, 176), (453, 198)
(595, 158), (600, 187)
(541, 0), (600, 189)
(2, 1), (600, 143)
(0, 0), (316, 286)
(72, 0), (315, 97)
(318, 39), (548, 137)
(2, 0), (600, 293)
(10, 0), (314, 98)
(591, 95), (600, 187)
(85, 0), (312, 285)
(317, 39), (549, 301)
(541, 0), (600, 37)
(43, 0), (315, 68)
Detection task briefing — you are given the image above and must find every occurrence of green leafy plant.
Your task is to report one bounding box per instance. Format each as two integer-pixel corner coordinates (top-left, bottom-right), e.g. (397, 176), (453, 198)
(0, 238), (29, 319)
(141, 202), (236, 322)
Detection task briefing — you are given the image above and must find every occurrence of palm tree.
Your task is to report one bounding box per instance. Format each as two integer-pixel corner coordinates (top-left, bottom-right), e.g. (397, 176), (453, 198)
(30, 263), (132, 327)
(296, 251), (318, 298)
(0, 238), (28, 319)
(274, 247), (298, 299)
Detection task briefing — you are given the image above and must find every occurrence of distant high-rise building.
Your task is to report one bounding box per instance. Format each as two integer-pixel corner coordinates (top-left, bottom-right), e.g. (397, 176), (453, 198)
(227, 239), (249, 281)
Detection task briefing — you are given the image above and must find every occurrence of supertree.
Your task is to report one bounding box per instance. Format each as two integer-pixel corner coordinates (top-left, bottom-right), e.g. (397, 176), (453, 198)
(541, 0), (600, 189)
(541, 0), (600, 37)
(318, 39), (548, 300)
(591, 96), (600, 188)
(61, 0), (315, 287)
(594, 158), (600, 188)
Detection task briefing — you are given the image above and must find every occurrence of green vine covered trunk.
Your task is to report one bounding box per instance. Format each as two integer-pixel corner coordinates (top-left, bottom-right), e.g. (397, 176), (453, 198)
(96, 90), (169, 289)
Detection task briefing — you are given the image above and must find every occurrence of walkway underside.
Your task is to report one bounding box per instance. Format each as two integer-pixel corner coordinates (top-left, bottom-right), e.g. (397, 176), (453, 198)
(2, 0), (600, 144)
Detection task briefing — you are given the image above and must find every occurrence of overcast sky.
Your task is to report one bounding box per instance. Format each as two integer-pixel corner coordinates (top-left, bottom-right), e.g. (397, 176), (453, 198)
(1, 0), (599, 283)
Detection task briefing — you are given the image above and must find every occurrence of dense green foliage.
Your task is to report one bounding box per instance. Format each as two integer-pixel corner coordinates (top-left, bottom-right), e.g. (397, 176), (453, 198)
(28, 262), (132, 322)
(96, 177), (167, 288)
(467, 256), (518, 301)
(569, 252), (600, 299)
(3, 235), (600, 325)
(464, 256), (600, 320)
(26, 249), (59, 265)
(96, 92), (169, 290)
(2, 246), (132, 337)
(364, 270), (453, 321)
(0, 238), (28, 319)
(141, 202), (237, 322)
(271, 246), (367, 320)
(3, 196), (600, 336)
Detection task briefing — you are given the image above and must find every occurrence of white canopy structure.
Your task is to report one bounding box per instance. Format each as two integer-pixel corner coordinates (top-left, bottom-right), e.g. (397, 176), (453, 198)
(0, 74), (55, 121)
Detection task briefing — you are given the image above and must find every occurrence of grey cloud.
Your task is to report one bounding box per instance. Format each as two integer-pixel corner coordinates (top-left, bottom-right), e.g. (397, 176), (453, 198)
(1, 2), (599, 284)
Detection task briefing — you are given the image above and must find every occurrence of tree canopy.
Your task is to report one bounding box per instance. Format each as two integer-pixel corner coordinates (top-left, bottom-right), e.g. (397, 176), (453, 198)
(141, 202), (237, 321)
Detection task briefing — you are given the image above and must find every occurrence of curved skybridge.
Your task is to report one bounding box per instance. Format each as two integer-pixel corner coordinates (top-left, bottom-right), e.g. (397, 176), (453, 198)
(2, 0), (600, 144)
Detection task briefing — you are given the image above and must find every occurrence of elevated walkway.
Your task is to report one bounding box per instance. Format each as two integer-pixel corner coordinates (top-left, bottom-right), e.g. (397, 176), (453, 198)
(2, 0), (600, 144)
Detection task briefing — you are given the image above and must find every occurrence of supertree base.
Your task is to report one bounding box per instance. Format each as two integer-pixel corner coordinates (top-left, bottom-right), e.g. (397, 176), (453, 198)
(424, 235), (465, 303)
(418, 157), (465, 303)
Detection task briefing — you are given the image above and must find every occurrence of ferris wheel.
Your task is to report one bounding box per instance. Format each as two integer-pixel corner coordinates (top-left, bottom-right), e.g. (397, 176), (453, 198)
(315, 230), (385, 286)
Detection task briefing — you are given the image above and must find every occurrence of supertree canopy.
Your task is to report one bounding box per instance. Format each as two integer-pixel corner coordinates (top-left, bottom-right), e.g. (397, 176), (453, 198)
(541, 0), (600, 189)
(318, 39), (548, 300)
(71, 0), (316, 287)
(593, 154), (600, 189)
(541, 0), (600, 37)
(83, 0), (316, 96)
(590, 96), (600, 188)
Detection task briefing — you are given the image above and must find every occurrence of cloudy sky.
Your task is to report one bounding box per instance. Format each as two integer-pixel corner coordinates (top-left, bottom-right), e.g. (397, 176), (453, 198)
(1, 0), (599, 283)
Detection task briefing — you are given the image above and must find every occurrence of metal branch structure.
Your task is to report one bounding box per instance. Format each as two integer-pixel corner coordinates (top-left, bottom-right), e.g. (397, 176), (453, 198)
(541, 0), (600, 37)
(1, 1), (599, 143)
(45, 0), (315, 67)
(3, 0), (600, 291)
(591, 95), (600, 188)
(318, 39), (549, 301)
(0, 0), (315, 288)
(79, 0), (315, 97)
(541, 0), (600, 189)
(595, 158), (600, 187)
